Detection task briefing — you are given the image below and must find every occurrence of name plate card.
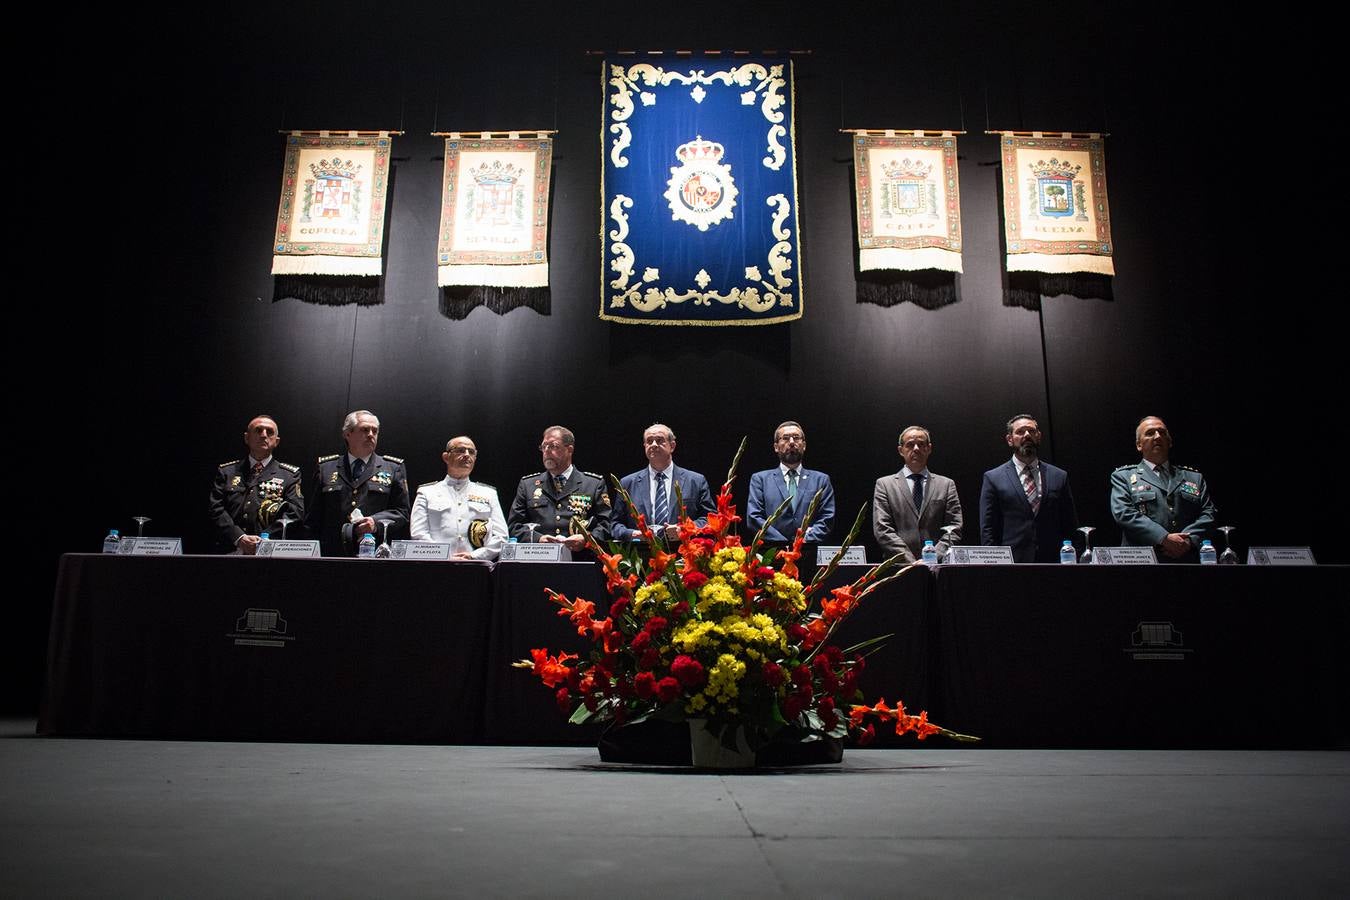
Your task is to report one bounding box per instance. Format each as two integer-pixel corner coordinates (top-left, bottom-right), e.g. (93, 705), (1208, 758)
(256, 540), (321, 558)
(499, 543), (571, 562)
(1247, 547), (1317, 566)
(117, 538), (183, 556)
(391, 541), (452, 561)
(1092, 547), (1158, 565)
(816, 545), (867, 566)
(946, 546), (1015, 565)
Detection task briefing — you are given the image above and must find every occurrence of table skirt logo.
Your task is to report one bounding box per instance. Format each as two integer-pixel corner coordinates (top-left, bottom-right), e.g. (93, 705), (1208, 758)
(1125, 620), (1190, 661)
(228, 608), (294, 648)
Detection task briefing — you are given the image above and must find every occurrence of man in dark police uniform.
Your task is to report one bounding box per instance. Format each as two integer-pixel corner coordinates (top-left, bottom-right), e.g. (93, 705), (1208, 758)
(209, 414), (305, 553)
(508, 425), (611, 549)
(304, 409), (410, 556)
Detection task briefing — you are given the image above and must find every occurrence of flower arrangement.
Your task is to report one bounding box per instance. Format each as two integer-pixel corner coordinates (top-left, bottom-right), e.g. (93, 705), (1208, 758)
(515, 439), (975, 761)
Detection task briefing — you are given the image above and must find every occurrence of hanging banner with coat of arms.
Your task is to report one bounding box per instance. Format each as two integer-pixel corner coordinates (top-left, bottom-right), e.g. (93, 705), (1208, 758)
(853, 132), (963, 274)
(271, 132), (393, 276)
(602, 56), (802, 326)
(437, 134), (553, 288)
(1000, 133), (1114, 276)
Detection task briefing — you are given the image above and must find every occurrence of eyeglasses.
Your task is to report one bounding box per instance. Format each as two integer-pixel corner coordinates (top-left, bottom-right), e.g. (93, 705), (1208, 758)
(447, 446), (477, 456)
(539, 441), (567, 452)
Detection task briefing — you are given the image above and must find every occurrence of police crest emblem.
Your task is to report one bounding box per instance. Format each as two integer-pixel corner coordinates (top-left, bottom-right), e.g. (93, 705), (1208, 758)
(664, 136), (738, 231)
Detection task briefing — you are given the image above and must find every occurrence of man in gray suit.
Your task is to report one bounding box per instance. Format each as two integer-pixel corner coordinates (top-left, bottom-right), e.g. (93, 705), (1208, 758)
(1110, 415), (1216, 562)
(747, 421), (836, 543)
(611, 423), (715, 541)
(873, 425), (963, 563)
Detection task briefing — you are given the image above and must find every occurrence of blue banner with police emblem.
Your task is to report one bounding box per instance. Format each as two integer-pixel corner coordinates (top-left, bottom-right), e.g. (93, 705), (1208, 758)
(601, 57), (802, 326)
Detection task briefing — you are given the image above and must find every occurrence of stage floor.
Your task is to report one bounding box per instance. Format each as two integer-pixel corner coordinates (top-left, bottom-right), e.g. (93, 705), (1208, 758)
(2, 720), (1346, 897)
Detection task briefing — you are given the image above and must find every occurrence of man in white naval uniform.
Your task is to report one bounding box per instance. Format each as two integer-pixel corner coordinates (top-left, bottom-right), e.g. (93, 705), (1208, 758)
(410, 435), (508, 560)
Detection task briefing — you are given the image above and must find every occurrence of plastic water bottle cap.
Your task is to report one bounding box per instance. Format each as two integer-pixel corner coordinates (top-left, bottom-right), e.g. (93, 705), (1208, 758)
(109, 529), (119, 537)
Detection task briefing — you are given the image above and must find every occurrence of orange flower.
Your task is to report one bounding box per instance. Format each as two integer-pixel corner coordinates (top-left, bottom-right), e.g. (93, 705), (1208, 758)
(528, 648), (577, 688)
(704, 486), (741, 536)
(557, 597), (596, 636)
(776, 534), (804, 579)
(649, 546), (678, 575)
(820, 584), (861, 623)
(598, 548), (637, 595)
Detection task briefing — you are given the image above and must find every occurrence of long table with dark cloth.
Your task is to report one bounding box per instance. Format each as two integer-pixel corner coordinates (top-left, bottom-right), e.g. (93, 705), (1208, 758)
(932, 564), (1349, 748)
(40, 554), (494, 743)
(40, 555), (1348, 747)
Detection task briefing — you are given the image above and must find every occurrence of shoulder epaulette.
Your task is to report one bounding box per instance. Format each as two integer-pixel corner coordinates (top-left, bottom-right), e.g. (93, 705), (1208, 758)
(382, 455), (405, 464)
(417, 480), (441, 490)
(1174, 462), (1201, 473)
(523, 471), (545, 479)
(278, 462), (300, 474)
(317, 453), (340, 463)
(218, 459), (241, 469)
(1113, 462), (1138, 471)
(583, 470), (604, 479)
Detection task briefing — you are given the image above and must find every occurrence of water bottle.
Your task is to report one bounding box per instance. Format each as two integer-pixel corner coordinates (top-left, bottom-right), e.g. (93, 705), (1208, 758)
(358, 533), (377, 558)
(1059, 540), (1077, 564)
(259, 532), (270, 542)
(921, 540), (938, 565)
(101, 529), (120, 553)
(1199, 539), (1217, 565)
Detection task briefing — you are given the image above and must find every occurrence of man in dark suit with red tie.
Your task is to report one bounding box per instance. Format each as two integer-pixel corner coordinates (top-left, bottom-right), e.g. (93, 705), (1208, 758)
(978, 413), (1078, 563)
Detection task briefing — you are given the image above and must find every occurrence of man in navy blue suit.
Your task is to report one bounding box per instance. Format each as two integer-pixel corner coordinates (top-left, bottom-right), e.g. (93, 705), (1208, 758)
(978, 413), (1078, 563)
(611, 424), (716, 542)
(747, 421), (836, 543)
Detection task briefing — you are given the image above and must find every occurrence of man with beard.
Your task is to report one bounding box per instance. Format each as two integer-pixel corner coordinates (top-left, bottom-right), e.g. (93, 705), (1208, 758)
(611, 423), (715, 542)
(1110, 416), (1216, 562)
(747, 421), (836, 543)
(979, 413), (1078, 562)
(507, 425), (611, 549)
(305, 410), (411, 556)
(873, 425), (963, 563)
(209, 415), (305, 553)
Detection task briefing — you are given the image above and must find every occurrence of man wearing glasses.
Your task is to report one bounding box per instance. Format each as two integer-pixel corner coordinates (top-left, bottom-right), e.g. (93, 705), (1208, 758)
(507, 426), (611, 549)
(746, 421), (836, 544)
(410, 436), (508, 561)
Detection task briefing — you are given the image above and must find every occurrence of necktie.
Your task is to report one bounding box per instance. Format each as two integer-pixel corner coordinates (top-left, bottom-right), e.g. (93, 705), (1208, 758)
(653, 471), (669, 525)
(352, 458), (365, 480)
(1023, 466), (1040, 514)
(786, 469), (799, 511)
(553, 475), (566, 495)
(252, 460), (263, 477)
(909, 472), (924, 512)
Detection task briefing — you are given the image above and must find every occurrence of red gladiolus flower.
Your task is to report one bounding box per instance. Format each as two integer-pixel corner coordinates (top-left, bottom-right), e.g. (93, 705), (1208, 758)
(776, 536), (803, 579)
(858, 723), (877, 746)
(555, 687), (571, 714)
(529, 648), (578, 688)
(634, 671), (657, 700)
(655, 676), (682, 703)
(671, 654), (706, 688)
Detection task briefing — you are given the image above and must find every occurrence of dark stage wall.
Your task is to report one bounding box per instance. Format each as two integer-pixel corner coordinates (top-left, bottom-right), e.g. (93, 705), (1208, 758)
(21, 4), (1333, 711)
